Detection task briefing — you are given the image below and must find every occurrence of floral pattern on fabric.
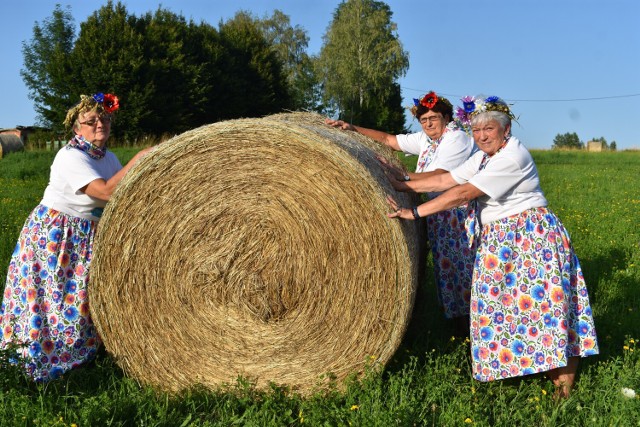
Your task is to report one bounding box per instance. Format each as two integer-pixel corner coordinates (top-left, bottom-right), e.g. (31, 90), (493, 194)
(470, 207), (599, 381)
(1, 205), (101, 382)
(426, 207), (475, 318)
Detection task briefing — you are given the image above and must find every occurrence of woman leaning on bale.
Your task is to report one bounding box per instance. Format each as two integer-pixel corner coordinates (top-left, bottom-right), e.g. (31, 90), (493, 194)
(326, 91), (476, 333)
(384, 95), (599, 398)
(0, 92), (153, 382)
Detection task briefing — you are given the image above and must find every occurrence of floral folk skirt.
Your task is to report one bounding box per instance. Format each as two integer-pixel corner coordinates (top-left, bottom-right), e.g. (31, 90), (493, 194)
(470, 207), (599, 381)
(1, 205), (101, 382)
(426, 206), (475, 318)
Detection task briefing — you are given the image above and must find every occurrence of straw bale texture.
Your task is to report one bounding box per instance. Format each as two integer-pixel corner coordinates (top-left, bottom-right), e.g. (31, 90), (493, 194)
(91, 112), (421, 394)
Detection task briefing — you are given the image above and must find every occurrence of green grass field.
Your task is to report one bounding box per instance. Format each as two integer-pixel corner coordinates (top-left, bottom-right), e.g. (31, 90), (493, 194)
(0, 148), (638, 426)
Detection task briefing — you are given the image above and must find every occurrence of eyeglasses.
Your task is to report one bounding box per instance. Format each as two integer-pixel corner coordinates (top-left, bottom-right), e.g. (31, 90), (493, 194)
(79, 116), (112, 126)
(419, 116), (442, 125)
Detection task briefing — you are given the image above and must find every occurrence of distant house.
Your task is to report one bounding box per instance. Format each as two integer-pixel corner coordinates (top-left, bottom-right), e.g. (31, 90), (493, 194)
(0, 125), (54, 156)
(586, 140), (604, 152)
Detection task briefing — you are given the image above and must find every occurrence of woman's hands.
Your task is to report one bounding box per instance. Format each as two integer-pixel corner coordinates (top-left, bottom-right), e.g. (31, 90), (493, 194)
(376, 155), (411, 191)
(386, 195), (414, 220)
(324, 118), (356, 131)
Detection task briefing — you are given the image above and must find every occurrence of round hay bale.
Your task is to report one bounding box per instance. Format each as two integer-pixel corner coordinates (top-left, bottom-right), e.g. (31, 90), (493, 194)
(0, 134), (25, 158)
(91, 112), (421, 394)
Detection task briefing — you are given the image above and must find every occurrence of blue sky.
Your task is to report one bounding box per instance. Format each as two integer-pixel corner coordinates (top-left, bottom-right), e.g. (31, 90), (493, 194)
(1, 0), (639, 149)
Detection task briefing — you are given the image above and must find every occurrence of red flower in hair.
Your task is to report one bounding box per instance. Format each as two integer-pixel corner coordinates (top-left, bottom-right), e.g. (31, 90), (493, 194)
(420, 91), (438, 109)
(103, 93), (120, 113)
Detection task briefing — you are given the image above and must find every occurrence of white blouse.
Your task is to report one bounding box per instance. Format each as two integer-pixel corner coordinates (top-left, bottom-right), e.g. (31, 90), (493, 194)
(450, 136), (548, 224)
(41, 146), (122, 221)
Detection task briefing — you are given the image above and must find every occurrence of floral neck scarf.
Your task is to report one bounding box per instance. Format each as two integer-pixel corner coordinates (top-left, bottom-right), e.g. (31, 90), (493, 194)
(66, 135), (106, 160)
(415, 121), (460, 173)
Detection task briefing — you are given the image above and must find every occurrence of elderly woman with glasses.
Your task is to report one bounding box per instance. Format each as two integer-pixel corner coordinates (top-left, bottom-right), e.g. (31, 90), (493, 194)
(0, 93), (153, 382)
(384, 96), (599, 398)
(325, 92), (476, 333)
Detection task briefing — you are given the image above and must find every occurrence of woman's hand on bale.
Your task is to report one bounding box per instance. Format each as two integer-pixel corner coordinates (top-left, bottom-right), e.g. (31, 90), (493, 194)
(324, 118), (355, 131)
(377, 156), (410, 192)
(386, 195), (413, 220)
(377, 155), (408, 181)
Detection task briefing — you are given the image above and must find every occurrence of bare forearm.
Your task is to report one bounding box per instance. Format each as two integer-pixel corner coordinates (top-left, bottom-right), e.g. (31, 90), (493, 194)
(84, 147), (152, 201)
(394, 172), (458, 193)
(415, 187), (470, 217)
(405, 169), (447, 182)
(351, 125), (400, 150)
(325, 118), (400, 150)
(387, 183), (483, 220)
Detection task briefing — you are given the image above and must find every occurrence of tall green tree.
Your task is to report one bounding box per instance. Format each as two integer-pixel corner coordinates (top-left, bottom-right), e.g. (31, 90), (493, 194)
(552, 132), (583, 149)
(317, 0), (409, 132)
(178, 21), (227, 127)
(257, 10), (323, 112)
(135, 8), (200, 135)
(217, 12), (292, 118)
(70, 1), (148, 141)
(21, 4), (76, 131)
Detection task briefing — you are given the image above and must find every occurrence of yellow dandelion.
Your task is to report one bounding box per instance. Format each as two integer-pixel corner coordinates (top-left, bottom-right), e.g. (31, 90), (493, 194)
(624, 345), (630, 351)
(350, 405), (359, 411)
(542, 389), (547, 396)
(464, 418), (473, 424)
(630, 339), (636, 344)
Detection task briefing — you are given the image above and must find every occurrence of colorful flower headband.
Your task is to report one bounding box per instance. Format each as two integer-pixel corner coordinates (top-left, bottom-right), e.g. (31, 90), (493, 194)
(409, 91), (452, 117)
(455, 95), (517, 126)
(64, 92), (120, 128)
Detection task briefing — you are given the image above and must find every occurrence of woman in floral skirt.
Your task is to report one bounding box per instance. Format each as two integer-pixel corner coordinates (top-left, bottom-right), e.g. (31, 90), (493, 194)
(326, 91), (476, 332)
(1, 93), (152, 381)
(384, 95), (598, 398)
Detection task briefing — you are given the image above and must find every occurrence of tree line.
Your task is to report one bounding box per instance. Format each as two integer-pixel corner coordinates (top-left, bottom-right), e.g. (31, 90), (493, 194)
(21, 0), (408, 144)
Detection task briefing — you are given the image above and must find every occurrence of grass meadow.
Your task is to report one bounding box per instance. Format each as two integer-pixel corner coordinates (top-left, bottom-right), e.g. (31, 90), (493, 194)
(0, 148), (638, 426)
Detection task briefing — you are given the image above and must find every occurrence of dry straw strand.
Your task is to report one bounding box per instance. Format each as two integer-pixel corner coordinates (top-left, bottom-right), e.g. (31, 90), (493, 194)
(91, 112), (422, 394)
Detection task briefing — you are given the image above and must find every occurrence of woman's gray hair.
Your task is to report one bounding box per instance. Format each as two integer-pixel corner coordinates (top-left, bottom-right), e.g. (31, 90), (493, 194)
(470, 111), (511, 131)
